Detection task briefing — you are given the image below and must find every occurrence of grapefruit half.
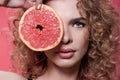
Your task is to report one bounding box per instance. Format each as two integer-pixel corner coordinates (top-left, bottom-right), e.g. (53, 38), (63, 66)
(19, 4), (63, 51)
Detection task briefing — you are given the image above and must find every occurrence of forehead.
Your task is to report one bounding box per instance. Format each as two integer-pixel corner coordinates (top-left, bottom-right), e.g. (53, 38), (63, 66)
(45, 0), (85, 18)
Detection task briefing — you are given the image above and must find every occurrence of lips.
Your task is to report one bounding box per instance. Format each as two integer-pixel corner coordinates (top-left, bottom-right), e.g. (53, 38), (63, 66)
(55, 49), (76, 59)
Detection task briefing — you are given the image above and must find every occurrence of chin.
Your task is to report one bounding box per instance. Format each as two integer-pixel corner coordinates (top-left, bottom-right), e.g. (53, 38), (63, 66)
(54, 59), (81, 68)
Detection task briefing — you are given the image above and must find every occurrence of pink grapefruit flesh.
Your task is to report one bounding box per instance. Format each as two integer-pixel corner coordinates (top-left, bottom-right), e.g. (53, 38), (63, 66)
(19, 4), (63, 51)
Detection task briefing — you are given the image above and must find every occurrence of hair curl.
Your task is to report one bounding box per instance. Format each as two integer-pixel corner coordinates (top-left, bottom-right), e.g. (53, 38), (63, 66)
(11, 0), (119, 80)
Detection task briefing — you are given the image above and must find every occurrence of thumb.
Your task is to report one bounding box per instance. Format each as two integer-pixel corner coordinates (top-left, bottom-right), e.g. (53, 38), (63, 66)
(35, 0), (43, 10)
(24, 0), (42, 9)
(36, 0), (42, 4)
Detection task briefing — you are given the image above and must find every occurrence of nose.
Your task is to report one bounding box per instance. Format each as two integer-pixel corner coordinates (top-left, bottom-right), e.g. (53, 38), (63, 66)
(61, 25), (72, 44)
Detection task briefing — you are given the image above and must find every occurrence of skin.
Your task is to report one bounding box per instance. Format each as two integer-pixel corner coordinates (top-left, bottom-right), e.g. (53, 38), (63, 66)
(0, 0), (89, 80)
(0, 71), (26, 80)
(38, 0), (89, 80)
(0, 0), (42, 8)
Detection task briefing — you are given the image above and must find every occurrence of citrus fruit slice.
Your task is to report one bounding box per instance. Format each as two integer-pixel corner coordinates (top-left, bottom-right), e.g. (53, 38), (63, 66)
(19, 4), (63, 51)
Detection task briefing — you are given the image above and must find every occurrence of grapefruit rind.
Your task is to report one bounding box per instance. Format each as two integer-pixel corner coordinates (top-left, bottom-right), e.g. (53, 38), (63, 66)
(19, 4), (63, 51)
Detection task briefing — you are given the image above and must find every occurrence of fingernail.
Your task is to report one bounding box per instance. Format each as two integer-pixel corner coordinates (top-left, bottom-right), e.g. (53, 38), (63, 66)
(36, 4), (41, 10)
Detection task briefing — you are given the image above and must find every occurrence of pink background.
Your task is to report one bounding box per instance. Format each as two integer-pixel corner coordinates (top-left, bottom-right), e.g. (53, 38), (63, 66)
(0, 0), (120, 77)
(0, 7), (12, 71)
(0, 7), (23, 71)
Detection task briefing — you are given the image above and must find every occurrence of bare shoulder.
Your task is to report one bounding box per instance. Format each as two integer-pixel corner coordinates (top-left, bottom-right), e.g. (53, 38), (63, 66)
(0, 71), (27, 80)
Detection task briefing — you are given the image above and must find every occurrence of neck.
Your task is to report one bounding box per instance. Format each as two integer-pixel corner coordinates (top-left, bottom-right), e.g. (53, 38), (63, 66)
(40, 60), (80, 80)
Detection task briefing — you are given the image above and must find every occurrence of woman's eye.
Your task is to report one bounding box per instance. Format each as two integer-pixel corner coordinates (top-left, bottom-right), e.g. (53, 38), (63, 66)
(73, 22), (85, 28)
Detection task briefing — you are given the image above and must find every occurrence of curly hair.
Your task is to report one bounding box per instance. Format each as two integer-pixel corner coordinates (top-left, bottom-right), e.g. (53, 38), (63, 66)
(11, 0), (119, 80)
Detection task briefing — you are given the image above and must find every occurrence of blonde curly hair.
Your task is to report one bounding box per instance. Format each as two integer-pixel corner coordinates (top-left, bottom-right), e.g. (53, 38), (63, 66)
(11, 0), (119, 80)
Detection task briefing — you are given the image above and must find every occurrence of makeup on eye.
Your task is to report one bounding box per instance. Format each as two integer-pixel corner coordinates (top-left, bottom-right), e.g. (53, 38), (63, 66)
(69, 17), (86, 28)
(73, 21), (86, 28)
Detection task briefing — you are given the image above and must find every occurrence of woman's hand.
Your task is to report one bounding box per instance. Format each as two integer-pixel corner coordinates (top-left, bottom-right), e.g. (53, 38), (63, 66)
(0, 0), (42, 9)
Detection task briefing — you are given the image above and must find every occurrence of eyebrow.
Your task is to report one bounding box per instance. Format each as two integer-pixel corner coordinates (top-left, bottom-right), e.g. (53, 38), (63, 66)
(72, 17), (86, 21)
(69, 17), (87, 24)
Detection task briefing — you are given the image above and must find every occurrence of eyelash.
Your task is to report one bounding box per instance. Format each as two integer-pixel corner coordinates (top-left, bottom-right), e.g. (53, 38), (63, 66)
(72, 22), (86, 28)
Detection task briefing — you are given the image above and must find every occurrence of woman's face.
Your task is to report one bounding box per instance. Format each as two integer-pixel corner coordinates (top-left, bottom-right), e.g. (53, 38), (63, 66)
(45, 0), (89, 68)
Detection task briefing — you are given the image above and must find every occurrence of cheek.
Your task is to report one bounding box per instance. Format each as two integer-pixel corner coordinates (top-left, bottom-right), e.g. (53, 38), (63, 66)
(76, 29), (89, 46)
(73, 30), (89, 64)
(83, 28), (89, 40)
(75, 29), (89, 56)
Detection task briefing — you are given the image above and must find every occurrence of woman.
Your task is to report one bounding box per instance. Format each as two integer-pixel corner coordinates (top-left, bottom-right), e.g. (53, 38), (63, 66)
(0, 0), (119, 80)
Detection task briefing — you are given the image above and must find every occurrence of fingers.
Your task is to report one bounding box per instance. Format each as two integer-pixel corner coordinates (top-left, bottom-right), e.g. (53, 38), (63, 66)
(24, 0), (35, 9)
(32, 0), (42, 10)
(0, 0), (43, 9)
(24, 0), (42, 9)
(0, 0), (9, 6)
(35, 3), (41, 10)
(36, 0), (42, 4)
(0, 0), (25, 7)
(35, 0), (42, 10)
(0, 0), (5, 5)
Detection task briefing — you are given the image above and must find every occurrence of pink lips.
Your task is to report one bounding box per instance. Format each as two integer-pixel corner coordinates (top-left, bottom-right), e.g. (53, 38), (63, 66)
(56, 49), (76, 59)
